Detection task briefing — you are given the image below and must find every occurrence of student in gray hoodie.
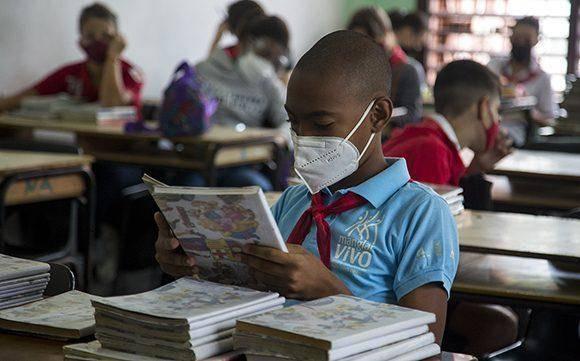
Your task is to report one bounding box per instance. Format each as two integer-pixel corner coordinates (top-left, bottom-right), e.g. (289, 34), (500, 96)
(195, 15), (290, 190)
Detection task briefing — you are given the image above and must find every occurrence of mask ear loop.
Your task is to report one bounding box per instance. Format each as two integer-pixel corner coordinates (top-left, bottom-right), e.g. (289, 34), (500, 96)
(357, 133), (376, 162)
(342, 100), (376, 143)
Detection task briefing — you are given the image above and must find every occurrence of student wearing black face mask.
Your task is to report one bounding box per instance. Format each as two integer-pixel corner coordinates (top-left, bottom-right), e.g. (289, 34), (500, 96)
(487, 16), (559, 146)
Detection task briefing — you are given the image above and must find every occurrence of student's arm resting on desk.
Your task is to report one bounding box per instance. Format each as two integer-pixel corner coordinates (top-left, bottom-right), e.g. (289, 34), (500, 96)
(99, 34), (140, 107)
(393, 193), (459, 346)
(0, 88), (37, 112)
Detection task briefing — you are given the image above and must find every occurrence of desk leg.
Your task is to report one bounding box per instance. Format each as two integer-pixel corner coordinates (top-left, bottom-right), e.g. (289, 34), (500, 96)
(271, 141), (288, 191)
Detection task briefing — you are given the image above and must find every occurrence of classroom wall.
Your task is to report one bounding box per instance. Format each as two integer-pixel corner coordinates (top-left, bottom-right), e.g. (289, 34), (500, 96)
(0, 0), (345, 100)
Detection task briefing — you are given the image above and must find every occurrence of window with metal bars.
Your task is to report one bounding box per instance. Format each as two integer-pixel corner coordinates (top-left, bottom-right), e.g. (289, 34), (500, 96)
(418, 0), (575, 96)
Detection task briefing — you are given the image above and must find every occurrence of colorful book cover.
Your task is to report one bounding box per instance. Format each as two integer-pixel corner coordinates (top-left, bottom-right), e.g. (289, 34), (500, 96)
(142, 174), (287, 285)
(0, 290), (100, 339)
(0, 254), (50, 282)
(237, 295), (435, 350)
(92, 278), (281, 324)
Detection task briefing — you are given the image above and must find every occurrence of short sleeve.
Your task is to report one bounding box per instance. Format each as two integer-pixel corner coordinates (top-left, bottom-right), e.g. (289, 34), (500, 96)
(393, 194), (459, 300)
(121, 62), (144, 108)
(33, 67), (69, 95)
(534, 73), (559, 119)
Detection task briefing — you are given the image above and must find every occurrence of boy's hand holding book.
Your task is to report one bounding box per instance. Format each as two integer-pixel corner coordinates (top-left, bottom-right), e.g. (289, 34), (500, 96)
(154, 212), (198, 278)
(242, 244), (352, 300)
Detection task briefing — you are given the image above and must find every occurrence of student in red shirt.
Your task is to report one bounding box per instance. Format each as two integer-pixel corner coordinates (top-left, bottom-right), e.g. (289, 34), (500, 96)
(0, 2), (143, 112)
(383, 60), (512, 187)
(384, 60), (519, 356)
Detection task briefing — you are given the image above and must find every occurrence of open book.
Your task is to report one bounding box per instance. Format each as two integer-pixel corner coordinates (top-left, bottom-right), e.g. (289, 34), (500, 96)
(143, 175), (287, 285)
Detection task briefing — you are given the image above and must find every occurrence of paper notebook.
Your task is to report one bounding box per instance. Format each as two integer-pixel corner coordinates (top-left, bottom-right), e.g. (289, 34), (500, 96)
(237, 295), (435, 351)
(142, 174), (287, 285)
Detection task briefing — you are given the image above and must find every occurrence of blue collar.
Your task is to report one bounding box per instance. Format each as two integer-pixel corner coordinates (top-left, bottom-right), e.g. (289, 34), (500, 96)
(320, 158), (411, 208)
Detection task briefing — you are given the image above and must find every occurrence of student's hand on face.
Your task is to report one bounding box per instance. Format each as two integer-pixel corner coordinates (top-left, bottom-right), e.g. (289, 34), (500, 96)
(154, 212), (198, 278)
(242, 244), (351, 300)
(474, 128), (513, 172)
(107, 33), (126, 60)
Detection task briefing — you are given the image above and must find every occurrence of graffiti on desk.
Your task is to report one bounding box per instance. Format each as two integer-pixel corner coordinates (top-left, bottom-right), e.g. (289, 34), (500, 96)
(23, 178), (53, 195)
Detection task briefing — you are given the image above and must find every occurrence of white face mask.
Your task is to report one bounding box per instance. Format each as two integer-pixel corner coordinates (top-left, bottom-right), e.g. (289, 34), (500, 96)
(238, 51), (276, 83)
(292, 100), (376, 194)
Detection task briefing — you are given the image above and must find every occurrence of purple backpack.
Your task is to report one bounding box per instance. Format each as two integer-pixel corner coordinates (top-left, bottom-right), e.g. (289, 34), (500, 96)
(159, 62), (218, 137)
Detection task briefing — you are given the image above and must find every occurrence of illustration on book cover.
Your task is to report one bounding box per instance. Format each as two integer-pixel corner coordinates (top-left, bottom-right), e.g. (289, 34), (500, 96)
(154, 193), (261, 284)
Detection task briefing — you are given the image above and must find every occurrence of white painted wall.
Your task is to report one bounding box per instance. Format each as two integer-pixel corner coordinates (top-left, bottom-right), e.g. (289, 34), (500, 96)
(0, 0), (345, 99)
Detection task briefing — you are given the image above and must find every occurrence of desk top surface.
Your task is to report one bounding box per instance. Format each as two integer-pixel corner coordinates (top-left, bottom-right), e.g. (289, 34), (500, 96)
(457, 210), (580, 263)
(0, 115), (284, 145)
(492, 149), (580, 181)
(0, 332), (474, 361)
(0, 150), (94, 176)
(455, 252), (580, 305)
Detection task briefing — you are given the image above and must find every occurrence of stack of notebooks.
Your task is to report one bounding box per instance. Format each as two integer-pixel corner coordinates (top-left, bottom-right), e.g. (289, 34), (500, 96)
(0, 290), (97, 339)
(234, 295), (439, 361)
(60, 104), (137, 127)
(88, 277), (285, 360)
(0, 254), (50, 310)
(424, 183), (464, 216)
(14, 94), (137, 126)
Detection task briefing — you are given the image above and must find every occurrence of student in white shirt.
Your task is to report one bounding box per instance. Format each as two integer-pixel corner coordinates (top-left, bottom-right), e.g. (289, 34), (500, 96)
(487, 16), (559, 145)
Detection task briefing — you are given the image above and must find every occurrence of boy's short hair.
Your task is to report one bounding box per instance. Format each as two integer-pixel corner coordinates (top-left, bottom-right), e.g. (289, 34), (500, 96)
(388, 10), (406, 31)
(227, 0), (265, 36)
(242, 15), (289, 49)
(400, 12), (428, 35)
(434, 60), (500, 117)
(514, 16), (540, 34)
(294, 30), (391, 100)
(347, 6), (392, 40)
(79, 2), (117, 31)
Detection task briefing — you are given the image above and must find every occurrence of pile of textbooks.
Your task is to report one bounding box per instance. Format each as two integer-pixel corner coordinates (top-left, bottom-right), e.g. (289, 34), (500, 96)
(425, 183), (464, 216)
(0, 254), (50, 310)
(234, 295), (440, 361)
(87, 278), (284, 360)
(0, 290), (98, 339)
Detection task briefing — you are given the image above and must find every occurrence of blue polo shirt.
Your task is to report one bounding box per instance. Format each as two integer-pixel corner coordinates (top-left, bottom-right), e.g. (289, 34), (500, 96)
(271, 158), (459, 303)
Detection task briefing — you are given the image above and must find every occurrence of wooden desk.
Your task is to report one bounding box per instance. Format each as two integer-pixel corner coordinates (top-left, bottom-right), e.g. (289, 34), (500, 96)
(0, 151), (94, 206)
(0, 333), (70, 361)
(457, 210), (580, 263)
(488, 175), (580, 211)
(492, 150), (580, 182)
(454, 252), (580, 308)
(0, 115), (288, 189)
(0, 332), (475, 361)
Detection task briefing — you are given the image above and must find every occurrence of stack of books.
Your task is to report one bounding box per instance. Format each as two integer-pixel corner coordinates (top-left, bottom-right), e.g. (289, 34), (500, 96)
(60, 104), (138, 127)
(90, 277), (285, 360)
(63, 341), (244, 361)
(234, 295), (440, 361)
(14, 94), (137, 126)
(0, 254), (50, 310)
(424, 183), (464, 216)
(15, 94), (78, 119)
(0, 290), (98, 339)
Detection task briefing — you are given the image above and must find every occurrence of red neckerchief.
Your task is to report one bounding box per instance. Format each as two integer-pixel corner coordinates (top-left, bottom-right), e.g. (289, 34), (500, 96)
(223, 44), (241, 60)
(501, 61), (539, 84)
(286, 192), (367, 269)
(389, 46), (408, 67)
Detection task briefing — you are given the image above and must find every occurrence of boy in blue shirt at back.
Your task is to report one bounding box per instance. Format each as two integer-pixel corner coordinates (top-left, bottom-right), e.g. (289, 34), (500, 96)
(154, 30), (459, 347)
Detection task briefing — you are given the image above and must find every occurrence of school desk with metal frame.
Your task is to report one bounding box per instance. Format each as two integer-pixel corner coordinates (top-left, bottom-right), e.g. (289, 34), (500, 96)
(0, 115), (289, 190)
(0, 150), (95, 289)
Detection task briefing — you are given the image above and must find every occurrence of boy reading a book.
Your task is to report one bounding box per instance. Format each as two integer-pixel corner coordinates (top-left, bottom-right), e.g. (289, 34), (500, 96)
(155, 30), (459, 347)
(0, 2), (143, 112)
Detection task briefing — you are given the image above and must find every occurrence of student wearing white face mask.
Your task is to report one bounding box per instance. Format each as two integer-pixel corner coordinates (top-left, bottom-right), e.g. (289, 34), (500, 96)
(194, 15), (291, 190)
(196, 15), (289, 130)
(156, 31), (459, 350)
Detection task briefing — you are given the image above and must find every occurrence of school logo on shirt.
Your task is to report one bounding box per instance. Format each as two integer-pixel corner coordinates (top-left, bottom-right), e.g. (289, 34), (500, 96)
(334, 211), (383, 273)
